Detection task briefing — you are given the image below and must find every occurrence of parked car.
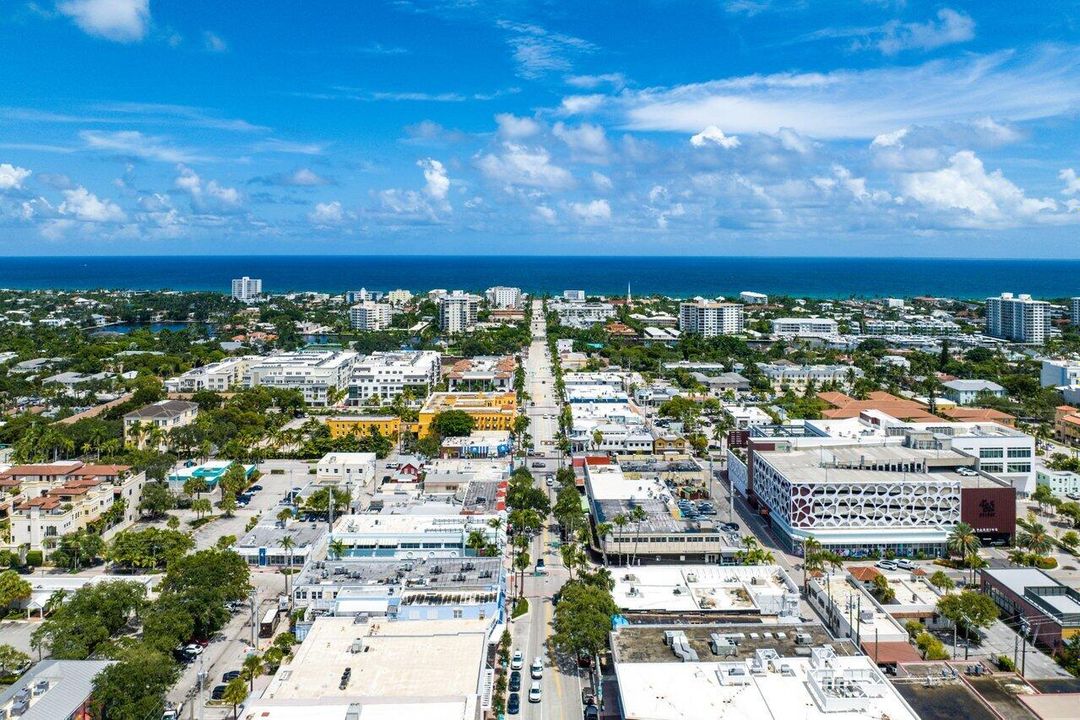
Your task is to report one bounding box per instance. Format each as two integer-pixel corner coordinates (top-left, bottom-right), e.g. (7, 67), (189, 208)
(875, 560), (897, 571)
(531, 461), (545, 468)
(210, 685), (226, 701)
(721, 522), (740, 532)
(531, 658), (543, 679)
(222, 670), (240, 682)
(529, 681), (542, 703)
(582, 687), (596, 706)
(894, 559), (915, 570)
(545, 477), (554, 487)
(507, 692), (521, 715)
(249, 484), (263, 492)
(509, 670), (521, 692)
(511, 650), (524, 670)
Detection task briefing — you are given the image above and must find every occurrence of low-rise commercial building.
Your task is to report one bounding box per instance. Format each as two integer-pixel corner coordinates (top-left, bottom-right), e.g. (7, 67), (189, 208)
(612, 564), (799, 619)
(325, 415), (401, 440)
(1036, 467), (1080, 497)
(329, 513), (504, 560)
(440, 431), (512, 459)
(251, 616), (489, 720)
(245, 349), (358, 406)
(347, 350), (441, 404)
(1055, 405), (1080, 447)
(316, 452), (377, 489)
(417, 392), (517, 437)
(610, 624), (918, 720)
(981, 567), (1080, 654)
(122, 399), (198, 449)
(0, 659), (115, 720)
(235, 519), (325, 567)
(166, 459), (254, 494)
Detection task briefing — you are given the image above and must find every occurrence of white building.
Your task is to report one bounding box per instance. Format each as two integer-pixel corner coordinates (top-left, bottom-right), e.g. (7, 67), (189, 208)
(348, 301), (394, 331)
(330, 513), (503, 559)
(438, 291), (480, 333)
(1041, 359), (1080, 388)
(245, 349), (358, 406)
(1036, 467), (1080, 498)
(484, 286), (522, 309)
(163, 356), (255, 393)
(864, 318), (960, 335)
(347, 350), (441, 404)
(739, 291), (769, 304)
(679, 300), (744, 336)
(756, 362), (862, 390)
(563, 289), (586, 302)
(986, 292), (1048, 344)
(231, 276), (262, 303)
(771, 317), (839, 336)
(1072, 297), (1080, 327)
(549, 300), (614, 328)
(316, 452), (377, 489)
(386, 289), (414, 307)
(942, 379), (1006, 405)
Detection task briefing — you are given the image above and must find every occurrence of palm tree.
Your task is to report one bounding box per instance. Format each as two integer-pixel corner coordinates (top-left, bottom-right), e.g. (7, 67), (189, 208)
(223, 676), (248, 719)
(514, 550), (531, 599)
(511, 534), (529, 597)
(802, 536), (824, 593)
(1018, 521), (1054, 557)
(594, 522), (613, 565)
(328, 539), (346, 560)
(629, 505), (648, 566)
(946, 522), (982, 585)
(191, 497), (212, 520)
(466, 529), (488, 557)
(242, 653), (263, 691)
(612, 513), (629, 565)
(280, 534), (296, 600)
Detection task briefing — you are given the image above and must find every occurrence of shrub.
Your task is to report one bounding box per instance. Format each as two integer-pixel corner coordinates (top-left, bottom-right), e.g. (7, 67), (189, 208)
(512, 598), (530, 618)
(24, 551), (43, 568)
(916, 631), (949, 661)
(905, 620), (924, 639)
(997, 654), (1015, 671)
(1035, 556), (1058, 570)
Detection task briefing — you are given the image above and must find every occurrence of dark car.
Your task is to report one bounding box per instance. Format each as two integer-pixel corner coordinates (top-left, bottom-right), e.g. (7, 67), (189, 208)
(509, 670), (521, 692)
(249, 485), (263, 492)
(222, 670), (240, 682)
(582, 687), (596, 706)
(211, 685), (226, 701)
(507, 692), (521, 715)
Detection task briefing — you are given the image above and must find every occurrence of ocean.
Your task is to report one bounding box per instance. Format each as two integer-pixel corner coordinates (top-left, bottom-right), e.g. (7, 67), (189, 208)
(0, 256), (1078, 299)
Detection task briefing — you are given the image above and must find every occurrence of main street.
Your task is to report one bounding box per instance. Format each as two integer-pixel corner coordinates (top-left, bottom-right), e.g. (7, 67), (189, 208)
(508, 299), (584, 720)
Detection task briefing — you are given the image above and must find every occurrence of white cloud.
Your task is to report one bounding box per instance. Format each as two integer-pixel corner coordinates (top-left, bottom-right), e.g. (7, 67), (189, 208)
(690, 125), (741, 149)
(776, 127), (813, 154)
(57, 0), (149, 43)
(558, 94), (605, 115)
(202, 31), (228, 53)
(419, 158), (450, 201)
(286, 168), (330, 186)
(553, 122), (610, 161)
(309, 200), (346, 225)
(899, 151), (1057, 226)
(1060, 169), (1080, 196)
(620, 48), (1080, 139)
(876, 9), (975, 55)
(174, 165), (243, 210)
(81, 130), (205, 163)
(569, 199), (611, 223)
(495, 114), (541, 140)
(252, 139), (325, 155)
(533, 205), (557, 223)
(58, 186), (125, 222)
(0, 163), (31, 190)
(476, 143), (574, 190)
(565, 73), (626, 90)
(497, 20), (596, 79)
(591, 171), (613, 192)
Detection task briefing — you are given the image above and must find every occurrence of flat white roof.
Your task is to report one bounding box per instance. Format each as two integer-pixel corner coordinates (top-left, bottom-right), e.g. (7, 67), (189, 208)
(263, 616), (488, 701)
(614, 653), (919, 720)
(585, 465), (667, 501)
(612, 565), (797, 615)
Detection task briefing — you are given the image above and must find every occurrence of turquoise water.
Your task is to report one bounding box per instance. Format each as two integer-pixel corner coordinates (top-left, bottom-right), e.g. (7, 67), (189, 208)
(2, 255), (1079, 299)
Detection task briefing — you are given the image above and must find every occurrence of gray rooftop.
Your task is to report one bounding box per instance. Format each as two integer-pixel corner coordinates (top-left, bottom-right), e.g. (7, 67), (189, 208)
(123, 399), (198, 419)
(297, 555), (502, 591)
(238, 521), (326, 549)
(0, 659), (114, 720)
(593, 498), (721, 535)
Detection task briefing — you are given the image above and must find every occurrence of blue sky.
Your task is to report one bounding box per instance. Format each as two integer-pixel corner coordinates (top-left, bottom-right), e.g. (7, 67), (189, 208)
(1, 0), (1080, 256)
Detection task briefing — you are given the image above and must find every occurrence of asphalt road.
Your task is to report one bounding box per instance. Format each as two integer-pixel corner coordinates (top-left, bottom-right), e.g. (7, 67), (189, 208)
(507, 300), (586, 720)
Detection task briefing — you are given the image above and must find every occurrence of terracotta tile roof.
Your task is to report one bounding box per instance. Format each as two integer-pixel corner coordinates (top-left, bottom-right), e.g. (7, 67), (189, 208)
(74, 464), (129, 476)
(0, 463), (84, 478)
(940, 407), (1015, 424)
(817, 391), (941, 422)
(848, 566), (883, 582)
(861, 640), (922, 664)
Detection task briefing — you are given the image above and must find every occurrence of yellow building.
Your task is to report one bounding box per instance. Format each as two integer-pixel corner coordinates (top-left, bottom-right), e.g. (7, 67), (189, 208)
(326, 415), (402, 439)
(417, 392), (517, 437)
(1055, 405), (1080, 447)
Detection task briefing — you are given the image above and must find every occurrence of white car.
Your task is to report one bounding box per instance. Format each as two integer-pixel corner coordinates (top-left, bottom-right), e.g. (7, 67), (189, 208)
(530, 658), (543, 679)
(510, 650), (524, 670)
(875, 560), (897, 571)
(894, 559), (915, 570)
(529, 681), (542, 703)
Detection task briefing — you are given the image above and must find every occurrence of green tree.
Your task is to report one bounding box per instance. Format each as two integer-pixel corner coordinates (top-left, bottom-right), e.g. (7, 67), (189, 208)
(138, 481), (175, 518)
(0, 644), (29, 677)
(223, 677), (249, 719)
(242, 652), (263, 691)
(219, 491), (238, 518)
(141, 594), (195, 654)
(431, 410), (475, 438)
(946, 522), (982, 585)
(929, 570), (956, 593)
(108, 527), (194, 571)
(1017, 521), (1055, 557)
(32, 580), (147, 659)
(357, 426), (394, 458)
(158, 549), (250, 638)
(937, 590), (1000, 634)
(89, 644), (179, 720)
(328, 538), (347, 560)
(551, 582), (620, 667)
(51, 529), (105, 571)
(191, 497), (213, 520)
(0, 570), (32, 610)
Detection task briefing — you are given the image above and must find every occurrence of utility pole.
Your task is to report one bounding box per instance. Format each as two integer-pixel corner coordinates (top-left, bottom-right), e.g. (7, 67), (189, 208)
(250, 588), (258, 648)
(195, 653), (206, 720)
(1020, 619), (1030, 678)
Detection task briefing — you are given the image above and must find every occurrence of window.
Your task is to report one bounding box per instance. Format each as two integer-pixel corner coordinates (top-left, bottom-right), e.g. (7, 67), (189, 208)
(980, 448), (1004, 459)
(1007, 448), (1031, 458)
(982, 463), (1004, 473)
(1007, 463), (1031, 474)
